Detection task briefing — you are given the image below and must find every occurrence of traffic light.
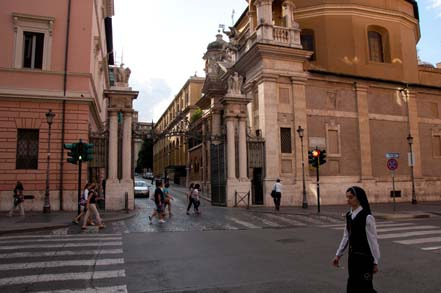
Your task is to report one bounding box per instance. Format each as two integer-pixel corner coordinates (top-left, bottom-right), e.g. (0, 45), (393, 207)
(64, 143), (78, 164)
(83, 143), (94, 162)
(311, 149), (320, 168)
(319, 149), (327, 165)
(77, 141), (84, 162)
(308, 150), (314, 165)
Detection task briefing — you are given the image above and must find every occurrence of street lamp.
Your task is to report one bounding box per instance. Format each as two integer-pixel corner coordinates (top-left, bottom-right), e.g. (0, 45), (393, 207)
(297, 125), (307, 208)
(43, 109), (55, 213)
(407, 133), (417, 204)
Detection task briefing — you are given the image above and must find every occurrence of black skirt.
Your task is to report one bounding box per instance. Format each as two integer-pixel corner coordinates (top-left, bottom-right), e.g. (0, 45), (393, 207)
(347, 251), (376, 293)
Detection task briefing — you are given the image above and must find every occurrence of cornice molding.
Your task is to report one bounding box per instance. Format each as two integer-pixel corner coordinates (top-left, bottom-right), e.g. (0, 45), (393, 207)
(294, 4), (419, 38)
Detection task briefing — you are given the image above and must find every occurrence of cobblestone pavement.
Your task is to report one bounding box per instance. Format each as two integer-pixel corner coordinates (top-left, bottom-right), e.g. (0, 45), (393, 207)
(64, 184), (346, 235)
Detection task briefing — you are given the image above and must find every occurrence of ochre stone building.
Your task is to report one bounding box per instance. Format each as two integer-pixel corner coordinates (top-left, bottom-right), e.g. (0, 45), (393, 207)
(156, 0), (441, 207)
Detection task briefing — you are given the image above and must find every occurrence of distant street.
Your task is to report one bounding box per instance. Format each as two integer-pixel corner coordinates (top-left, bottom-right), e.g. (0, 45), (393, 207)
(0, 180), (440, 292)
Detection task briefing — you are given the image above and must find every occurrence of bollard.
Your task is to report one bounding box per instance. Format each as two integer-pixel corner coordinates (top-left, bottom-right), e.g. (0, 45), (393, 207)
(125, 191), (128, 213)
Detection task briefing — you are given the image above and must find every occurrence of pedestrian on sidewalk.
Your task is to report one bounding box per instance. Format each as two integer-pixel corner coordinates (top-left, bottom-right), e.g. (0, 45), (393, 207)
(332, 186), (380, 293)
(149, 180), (166, 224)
(271, 178), (282, 211)
(72, 182), (90, 225)
(81, 183), (105, 230)
(8, 181), (25, 217)
(163, 182), (174, 217)
(186, 183), (200, 215)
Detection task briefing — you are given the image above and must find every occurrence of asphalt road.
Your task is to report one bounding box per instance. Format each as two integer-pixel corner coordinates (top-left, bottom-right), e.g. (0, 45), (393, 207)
(1, 179), (440, 292)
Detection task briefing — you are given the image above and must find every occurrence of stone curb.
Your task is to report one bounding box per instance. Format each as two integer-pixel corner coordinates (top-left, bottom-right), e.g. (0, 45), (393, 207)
(246, 208), (433, 220)
(0, 211), (137, 236)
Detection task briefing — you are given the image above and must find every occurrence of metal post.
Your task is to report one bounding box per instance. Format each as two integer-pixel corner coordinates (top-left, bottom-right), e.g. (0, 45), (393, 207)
(77, 160), (82, 215)
(407, 134), (417, 204)
(391, 171), (396, 212)
(43, 110), (55, 213)
(316, 164), (320, 213)
(297, 126), (307, 208)
(125, 191), (129, 213)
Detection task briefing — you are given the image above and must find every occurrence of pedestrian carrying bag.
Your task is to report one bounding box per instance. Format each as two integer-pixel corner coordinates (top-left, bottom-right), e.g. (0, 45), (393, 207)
(79, 196), (86, 206)
(271, 189), (276, 197)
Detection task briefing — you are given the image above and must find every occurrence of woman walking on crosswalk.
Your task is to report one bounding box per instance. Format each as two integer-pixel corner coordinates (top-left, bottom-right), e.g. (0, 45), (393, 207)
(332, 186), (380, 293)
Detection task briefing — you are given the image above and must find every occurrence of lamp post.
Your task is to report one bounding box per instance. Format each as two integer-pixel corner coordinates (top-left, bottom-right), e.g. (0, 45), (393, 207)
(43, 109), (55, 213)
(407, 133), (417, 204)
(297, 125), (307, 208)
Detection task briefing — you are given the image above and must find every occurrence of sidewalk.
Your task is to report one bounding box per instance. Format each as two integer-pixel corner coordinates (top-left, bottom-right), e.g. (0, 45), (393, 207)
(244, 201), (441, 220)
(169, 183), (441, 220)
(0, 210), (136, 235)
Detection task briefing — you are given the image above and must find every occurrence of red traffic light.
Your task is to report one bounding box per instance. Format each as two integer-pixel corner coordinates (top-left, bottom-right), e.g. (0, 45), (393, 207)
(312, 149), (320, 157)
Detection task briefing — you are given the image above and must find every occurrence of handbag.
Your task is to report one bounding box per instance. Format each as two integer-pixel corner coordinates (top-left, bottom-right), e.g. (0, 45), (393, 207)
(270, 190), (276, 197)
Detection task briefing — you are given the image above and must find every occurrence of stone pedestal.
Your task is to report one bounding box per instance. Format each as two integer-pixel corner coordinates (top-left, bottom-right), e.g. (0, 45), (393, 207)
(104, 86), (138, 211)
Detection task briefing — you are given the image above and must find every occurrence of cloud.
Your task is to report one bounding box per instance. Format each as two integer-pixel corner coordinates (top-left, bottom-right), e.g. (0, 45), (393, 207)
(430, 0), (441, 8)
(130, 77), (172, 122)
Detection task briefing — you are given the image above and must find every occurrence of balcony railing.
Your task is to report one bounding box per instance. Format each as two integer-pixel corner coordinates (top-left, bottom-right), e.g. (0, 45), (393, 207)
(273, 26), (289, 44)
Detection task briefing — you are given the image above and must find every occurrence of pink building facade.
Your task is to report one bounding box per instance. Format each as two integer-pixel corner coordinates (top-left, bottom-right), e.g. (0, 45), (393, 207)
(0, 0), (115, 211)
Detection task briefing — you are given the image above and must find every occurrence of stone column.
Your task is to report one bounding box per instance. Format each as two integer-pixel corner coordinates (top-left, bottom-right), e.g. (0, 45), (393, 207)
(355, 83), (373, 179)
(283, 0), (294, 28)
(122, 111), (132, 181)
(255, 0), (273, 41)
(291, 77), (308, 182)
(407, 90), (422, 177)
(108, 111), (118, 181)
(239, 117), (247, 180)
(226, 117), (236, 179)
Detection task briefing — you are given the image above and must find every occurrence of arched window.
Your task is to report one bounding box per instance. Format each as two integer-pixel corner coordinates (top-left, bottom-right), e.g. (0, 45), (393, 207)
(301, 29), (316, 61)
(368, 31), (384, 62)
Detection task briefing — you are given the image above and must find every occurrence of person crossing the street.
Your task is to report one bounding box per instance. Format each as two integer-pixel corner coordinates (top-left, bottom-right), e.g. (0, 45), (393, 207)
(332, 186), (380, 293)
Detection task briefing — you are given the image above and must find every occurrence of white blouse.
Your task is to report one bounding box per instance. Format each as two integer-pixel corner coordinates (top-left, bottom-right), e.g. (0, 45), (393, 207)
(335, 206), (381, 264)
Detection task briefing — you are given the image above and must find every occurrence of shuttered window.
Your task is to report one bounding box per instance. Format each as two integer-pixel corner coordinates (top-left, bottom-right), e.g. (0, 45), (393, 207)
(16, 129), (39, 169)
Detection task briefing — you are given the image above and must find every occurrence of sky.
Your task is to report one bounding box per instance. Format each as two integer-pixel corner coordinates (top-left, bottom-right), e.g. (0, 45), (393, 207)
(112, 0), (441, 123)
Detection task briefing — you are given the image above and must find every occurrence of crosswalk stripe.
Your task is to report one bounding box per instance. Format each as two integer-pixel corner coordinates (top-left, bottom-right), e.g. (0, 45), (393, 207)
(376, 225), (438, 233)
(0, 269), (126, 286)
(287, 214), (323, 225)
(264, 213), (306, 226)
(322, 221), (392, 228)
(0, 234), (121, 240)
(378, 230), (441, 239)
(375, 223), (415, 228)
(421, 246), (441, 251)
(330, 222), (416, 230)
(0, 249), (123, 259)
(0, 237), (122, 244)
(34, 285), (128, 293)
(246, 214), (282, 227)
(395, 237), (441, 245)
(0, 241), (122, 250)
(229, 217), (260, 229)
(0, 258), (124, 270)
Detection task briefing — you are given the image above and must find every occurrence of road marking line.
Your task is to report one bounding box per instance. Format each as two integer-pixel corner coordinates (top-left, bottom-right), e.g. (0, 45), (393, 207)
(395, 237), (441, 245)
(0, 242), (122, 250)
(378, 230), (441, 239)
(322, 221), (391, 228)
(0, 270), (126, 286)
(229, 217), (260, 229)
(0, 234), (121, 240)
(246, 214), (282, 227)
(0, 258), (124, 270)
(0, 237), (122, 244)
(34, 285), (128, 293)
(330, 222), (415, 230)
(287, 215), (323, 225)
(0, 249), (123, 259)
(264, 214), (306, 226)
(421, 246), (441, 251)
(376, 225), (438, 233)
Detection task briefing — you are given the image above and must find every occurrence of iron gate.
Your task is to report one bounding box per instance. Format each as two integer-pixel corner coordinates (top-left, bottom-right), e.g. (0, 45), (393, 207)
(210, 143), (226, 206)
(248, 140), (265, 205)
